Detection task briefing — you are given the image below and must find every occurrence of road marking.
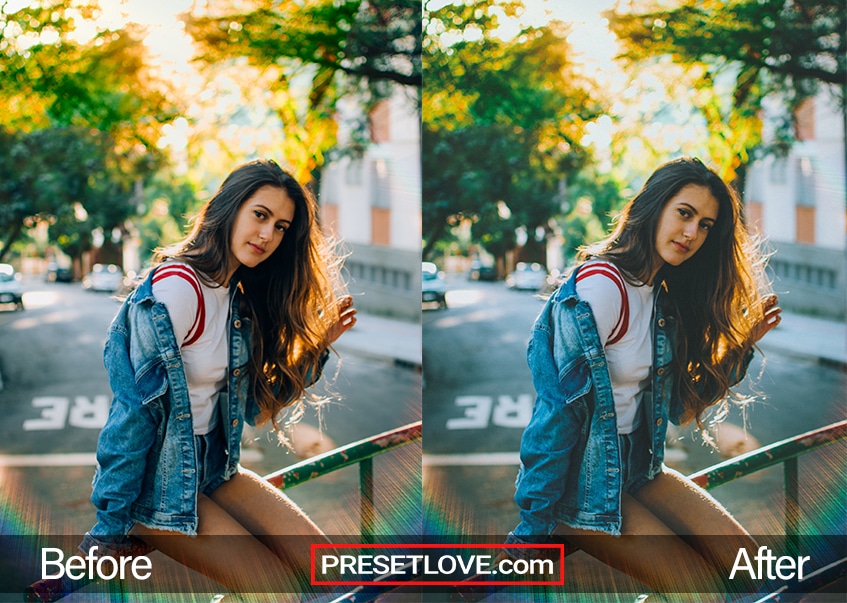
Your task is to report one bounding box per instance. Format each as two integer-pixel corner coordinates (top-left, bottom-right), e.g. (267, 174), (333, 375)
(0, 449), (264, 467)
(23, 396), (110, 431)
(447, 394), (533, 430)
(423, 452), (520, 466)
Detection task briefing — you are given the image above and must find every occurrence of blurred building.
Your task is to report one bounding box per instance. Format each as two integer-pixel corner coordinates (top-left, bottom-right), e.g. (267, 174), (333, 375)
(744, 86), (846, 319)
(319, 88), (421, 321)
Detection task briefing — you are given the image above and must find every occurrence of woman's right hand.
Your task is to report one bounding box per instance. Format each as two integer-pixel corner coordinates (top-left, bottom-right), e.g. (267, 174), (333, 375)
(747, 294), (781, 347)
(325, 296), (357, 345)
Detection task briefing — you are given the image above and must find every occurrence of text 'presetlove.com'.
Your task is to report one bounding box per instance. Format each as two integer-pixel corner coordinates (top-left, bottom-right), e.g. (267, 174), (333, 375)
(310, 544), (565, 586)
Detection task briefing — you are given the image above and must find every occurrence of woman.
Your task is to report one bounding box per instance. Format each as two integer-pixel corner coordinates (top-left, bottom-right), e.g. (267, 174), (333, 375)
(84, 159), (356, 601)
(505, 158), (781, 599)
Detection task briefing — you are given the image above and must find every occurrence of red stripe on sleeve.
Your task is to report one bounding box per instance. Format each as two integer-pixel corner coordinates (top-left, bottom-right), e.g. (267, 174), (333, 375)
(152, 265), (206, 346)
(577, 262), (629, 344)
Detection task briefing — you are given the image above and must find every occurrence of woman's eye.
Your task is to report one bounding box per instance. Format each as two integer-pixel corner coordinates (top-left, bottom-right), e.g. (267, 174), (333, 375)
(275, 223), (287, 233)
(700, 222), (712, 231)
(253, 210), (266, 220)
(678, 208), (691, 218)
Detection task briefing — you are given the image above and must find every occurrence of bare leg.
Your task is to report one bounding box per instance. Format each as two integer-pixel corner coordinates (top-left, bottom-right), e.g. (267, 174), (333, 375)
(131, 468), (333, 602)
(553, 493), (726, 602)
(632, 467), (760, 593)
(208, 468), (336, 584)
(131, 495), (302, 602)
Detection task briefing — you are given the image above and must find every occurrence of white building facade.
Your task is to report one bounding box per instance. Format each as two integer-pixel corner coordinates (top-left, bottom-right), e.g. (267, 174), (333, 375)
(744, 86), (846, 319)
(319, 88), (421, 321)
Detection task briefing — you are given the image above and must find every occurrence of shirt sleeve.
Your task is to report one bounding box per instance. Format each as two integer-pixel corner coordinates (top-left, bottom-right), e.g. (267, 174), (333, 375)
(151, 263), (204, 347)
(575, 262), (628, 346)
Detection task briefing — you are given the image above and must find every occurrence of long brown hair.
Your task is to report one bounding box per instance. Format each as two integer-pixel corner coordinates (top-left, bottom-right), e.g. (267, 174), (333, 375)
(155, 159), (345, 430)
(580, 157), (770, 427)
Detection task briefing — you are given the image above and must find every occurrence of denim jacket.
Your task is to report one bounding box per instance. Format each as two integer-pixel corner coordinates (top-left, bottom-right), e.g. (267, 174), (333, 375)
(89, 267), (326, 541)
(509, 266), (751, 542)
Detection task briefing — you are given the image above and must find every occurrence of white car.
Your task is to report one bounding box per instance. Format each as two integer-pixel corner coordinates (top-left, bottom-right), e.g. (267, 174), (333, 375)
(83, 264), (124, 293)
(422, 262), (448, 309)
(0, 263), (24, 310)
(506, 262), (547, 291)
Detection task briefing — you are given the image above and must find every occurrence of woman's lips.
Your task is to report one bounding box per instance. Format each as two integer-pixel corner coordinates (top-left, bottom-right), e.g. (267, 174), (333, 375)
(672, 241), (689, 253)
(248, 243), (266, 255)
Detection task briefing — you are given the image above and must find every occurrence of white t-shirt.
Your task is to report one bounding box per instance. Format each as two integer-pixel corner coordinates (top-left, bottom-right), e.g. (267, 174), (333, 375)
(152, 262), (230, 435)
(575, 261), (655, 434)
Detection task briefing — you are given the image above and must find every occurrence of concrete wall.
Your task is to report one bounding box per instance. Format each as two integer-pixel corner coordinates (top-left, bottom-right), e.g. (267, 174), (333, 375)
(768, 241), (846, 319)
(343, 242), (421, 322)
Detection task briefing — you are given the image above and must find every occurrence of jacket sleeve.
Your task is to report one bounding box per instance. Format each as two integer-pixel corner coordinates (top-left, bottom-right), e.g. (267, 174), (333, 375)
(729, 347), (756, 387)
(89, 331), (162, 539)
(305, 349), (331, 387)
(512, 326), (585, 539)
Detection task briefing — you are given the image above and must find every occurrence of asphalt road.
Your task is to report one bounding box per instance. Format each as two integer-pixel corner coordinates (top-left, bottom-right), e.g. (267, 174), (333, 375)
(422, 276), (847, 540)
(0, 278), (421, 542)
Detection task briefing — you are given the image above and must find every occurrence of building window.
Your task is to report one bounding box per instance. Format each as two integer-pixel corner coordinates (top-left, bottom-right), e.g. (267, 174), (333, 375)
(795, 157), (815, 207)
(345, 159), (363, 186)
(370, 159), (391, 209)
(769, 157), (788, 184)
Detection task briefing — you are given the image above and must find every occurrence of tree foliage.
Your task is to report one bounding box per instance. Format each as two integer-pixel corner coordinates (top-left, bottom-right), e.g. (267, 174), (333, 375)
(184, 0), (421, 179)
(422, 0), (603, 262)
(0, 0), (180, 261)
(606, 0), (846, 186)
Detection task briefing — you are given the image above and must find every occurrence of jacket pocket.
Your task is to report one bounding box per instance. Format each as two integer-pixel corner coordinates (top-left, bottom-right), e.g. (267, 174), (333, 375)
(134, 360), (169, 406)
(557, 356), (592, 405)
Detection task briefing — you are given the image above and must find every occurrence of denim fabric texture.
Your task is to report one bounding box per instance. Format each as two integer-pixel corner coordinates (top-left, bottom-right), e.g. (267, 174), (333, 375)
(510, 265), (752, 542)
(89, 267), (257, 540)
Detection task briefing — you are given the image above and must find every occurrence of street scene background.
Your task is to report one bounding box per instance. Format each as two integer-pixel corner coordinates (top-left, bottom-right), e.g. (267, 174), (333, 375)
(0, 0), (421, 599)
(422, 0), (845, 599)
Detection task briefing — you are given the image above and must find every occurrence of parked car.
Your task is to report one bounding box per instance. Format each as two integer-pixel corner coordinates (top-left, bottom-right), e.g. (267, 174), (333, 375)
(469, 261), (497, 281)
(506, 262), (547, 291)
(45, 261), (73, 282)
(0, 263), (25, 310)
(83, 263), (124, 293)
(422, 262), (448, 309)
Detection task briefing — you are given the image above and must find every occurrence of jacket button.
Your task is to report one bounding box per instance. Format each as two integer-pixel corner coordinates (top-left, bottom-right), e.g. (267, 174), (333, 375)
(657, 318), (666, 327)
(232, 368), (241, 377)
(232, 419), (239, 428)
(656, 418), (663, 427)
(234, 319), (242, 328)
(656, 367), (665, 376)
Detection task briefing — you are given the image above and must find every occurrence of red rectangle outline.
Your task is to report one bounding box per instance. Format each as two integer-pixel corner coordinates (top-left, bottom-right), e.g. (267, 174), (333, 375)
(310, 543), (565, 586)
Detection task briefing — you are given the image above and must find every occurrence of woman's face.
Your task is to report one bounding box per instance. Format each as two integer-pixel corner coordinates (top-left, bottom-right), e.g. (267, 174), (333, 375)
(653, 183), (719, 272)
(228, 185), (296, 273)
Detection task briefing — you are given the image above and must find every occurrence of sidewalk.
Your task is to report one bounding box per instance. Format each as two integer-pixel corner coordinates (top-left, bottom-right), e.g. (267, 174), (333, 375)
(332, 311), (421, 370)
(757, 309), (847, 369)
(336, 309), (845, 373)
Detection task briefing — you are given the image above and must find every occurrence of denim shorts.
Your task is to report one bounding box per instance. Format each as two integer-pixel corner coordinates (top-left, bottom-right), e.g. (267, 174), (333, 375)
(618, 403), (649, 494)
(194, 415), (228, 496)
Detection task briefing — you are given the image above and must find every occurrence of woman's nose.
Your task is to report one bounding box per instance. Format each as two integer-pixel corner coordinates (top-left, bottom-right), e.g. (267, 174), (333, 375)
(684, 223), (698, 240)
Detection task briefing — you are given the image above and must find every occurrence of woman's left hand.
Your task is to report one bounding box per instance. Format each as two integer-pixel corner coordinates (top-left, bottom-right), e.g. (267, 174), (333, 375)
(748, 294), (781, 346)
(326, 296), (357, 345)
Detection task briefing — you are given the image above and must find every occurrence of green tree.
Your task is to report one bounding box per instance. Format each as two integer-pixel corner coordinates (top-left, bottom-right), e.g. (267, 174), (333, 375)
(185, 0), (421, 180)
(606, 0), (846, 192)
(422, 0), (602, 264)
(0, 127), (106, 262)
(0, 0), (180, 259)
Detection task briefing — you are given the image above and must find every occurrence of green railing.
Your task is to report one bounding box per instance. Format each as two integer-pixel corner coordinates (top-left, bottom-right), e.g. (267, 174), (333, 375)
(688, 419), (847, 549)
(264, 420), (422, 542)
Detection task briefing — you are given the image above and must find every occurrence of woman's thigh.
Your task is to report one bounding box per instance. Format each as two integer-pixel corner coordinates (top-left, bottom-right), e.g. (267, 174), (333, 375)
(632, 468), (757, 567)
(553, 493), (725, 599)
(208, 468), (333, 578)
(130, 494), (302, 600)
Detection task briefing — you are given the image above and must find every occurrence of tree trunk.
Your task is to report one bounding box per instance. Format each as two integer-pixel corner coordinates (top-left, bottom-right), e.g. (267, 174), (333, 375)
(0, 222), (24, 263)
